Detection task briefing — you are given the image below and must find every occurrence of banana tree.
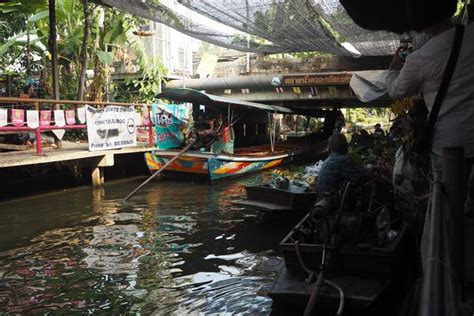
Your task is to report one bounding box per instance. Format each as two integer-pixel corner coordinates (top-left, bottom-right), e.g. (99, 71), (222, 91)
(1, 0), (166, 102)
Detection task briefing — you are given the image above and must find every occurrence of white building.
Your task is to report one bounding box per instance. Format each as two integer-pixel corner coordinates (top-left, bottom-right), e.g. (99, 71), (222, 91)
(141, 21), (194, 78)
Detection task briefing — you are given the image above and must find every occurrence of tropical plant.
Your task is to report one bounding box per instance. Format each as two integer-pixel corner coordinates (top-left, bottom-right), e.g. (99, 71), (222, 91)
(0, 0), (167, 103)
(123, 56), (167, 103)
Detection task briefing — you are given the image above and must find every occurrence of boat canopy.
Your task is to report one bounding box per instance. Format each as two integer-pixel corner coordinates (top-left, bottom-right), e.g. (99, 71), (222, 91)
(158, 88), (295, 114)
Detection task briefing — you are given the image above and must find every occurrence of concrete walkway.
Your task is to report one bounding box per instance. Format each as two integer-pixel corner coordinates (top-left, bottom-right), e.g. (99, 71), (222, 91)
(0, 142), (154, 168)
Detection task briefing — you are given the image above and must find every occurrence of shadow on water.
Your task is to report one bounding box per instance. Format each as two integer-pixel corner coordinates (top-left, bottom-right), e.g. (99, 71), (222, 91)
(0, 169), (305, 314)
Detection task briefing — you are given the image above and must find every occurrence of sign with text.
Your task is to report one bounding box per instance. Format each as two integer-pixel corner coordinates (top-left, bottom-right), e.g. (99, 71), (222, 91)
(86, 105), (137, 151)
(196, 52), (218, 78)
(152, 103), (191, 150)
(281, 74), (352, 86)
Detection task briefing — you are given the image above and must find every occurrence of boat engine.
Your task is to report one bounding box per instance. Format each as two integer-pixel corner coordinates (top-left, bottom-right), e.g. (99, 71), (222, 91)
(301, 178), (399, 249)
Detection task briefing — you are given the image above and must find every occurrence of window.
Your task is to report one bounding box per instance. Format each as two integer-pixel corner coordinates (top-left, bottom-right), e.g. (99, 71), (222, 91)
(178, 48), (186, 70)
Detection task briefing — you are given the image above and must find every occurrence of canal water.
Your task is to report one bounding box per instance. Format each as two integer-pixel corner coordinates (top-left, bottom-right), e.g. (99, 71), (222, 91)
(0, 171), (305, 314)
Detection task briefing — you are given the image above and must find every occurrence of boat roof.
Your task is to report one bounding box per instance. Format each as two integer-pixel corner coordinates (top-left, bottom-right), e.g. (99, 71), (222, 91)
(158, 88), (295, 114)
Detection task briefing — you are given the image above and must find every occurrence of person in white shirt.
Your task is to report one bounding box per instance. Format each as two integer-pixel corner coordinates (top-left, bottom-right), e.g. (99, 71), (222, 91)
(386, 12), (474, 213)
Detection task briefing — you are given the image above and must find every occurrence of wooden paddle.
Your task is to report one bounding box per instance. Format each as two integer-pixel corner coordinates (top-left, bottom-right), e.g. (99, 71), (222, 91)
(123, 141), (195, 201)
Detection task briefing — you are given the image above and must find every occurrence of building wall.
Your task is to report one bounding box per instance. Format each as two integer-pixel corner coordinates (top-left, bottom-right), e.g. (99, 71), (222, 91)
(142, 21), (194, 77)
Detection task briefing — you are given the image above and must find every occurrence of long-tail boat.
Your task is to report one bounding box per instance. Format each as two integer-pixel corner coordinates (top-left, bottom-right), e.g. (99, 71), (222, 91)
(144, 88), (328, 182)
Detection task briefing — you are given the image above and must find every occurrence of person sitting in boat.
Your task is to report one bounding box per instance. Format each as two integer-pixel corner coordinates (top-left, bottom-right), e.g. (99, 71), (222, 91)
(194, 112), (223, 151)
(357, 129), (373, 150)
(316, 133), (365, 196)
(211, 119), (235, 154)
(373, 123), (386, 140)
(349, 132), (361, 149)
(334, 110), (345, 133)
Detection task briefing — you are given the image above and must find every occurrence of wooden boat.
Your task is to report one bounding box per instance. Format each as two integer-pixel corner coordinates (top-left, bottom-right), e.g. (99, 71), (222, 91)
(236, 184), (318, 211)
(145, 141), (316, 182)
(269, 266), (394, 313)
(269, 211), (412, 313)
(145, 88), (329, 182)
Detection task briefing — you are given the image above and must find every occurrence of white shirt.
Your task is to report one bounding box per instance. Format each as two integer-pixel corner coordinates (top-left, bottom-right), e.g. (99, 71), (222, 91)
(386, 23), (474, 157)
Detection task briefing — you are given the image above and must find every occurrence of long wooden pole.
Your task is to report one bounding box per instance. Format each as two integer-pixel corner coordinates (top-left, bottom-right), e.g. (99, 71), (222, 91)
(48, 0), (60, 101)
(123, 141), (195, 201)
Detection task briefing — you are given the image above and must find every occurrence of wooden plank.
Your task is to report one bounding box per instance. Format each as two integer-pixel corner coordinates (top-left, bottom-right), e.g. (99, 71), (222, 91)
(0, 143), (154, 168)
(0, 143), (29, 151)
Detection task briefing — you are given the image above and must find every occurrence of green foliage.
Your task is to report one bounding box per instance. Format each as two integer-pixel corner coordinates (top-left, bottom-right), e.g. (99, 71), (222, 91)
(96, 50), (114, 65)
(289, 51), (332, 58)
(344, 108), (391, 132)
(124, 57), (167, 102)
(0, 0), (167, 104)
(318, 16), (345, 43)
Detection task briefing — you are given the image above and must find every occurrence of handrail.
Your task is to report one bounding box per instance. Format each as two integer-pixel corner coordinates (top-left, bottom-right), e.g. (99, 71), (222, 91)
(0, 98), (156, 155)
(0, 124), (154, 155)
(0, 97), (151, 108)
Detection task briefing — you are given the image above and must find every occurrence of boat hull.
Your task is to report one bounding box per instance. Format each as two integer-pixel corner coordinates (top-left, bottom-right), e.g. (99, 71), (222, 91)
(144, 150), (301, 182)
(236, 185), (318, 211)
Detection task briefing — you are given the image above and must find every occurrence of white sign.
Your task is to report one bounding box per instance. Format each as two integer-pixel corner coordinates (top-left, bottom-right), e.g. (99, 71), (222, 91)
(86, 105), (137, 151)
(26, 110), (39, 128)
(0, 109), (6, 127)
(52, 129), (65, 140)
(77, 106), (86, 123)
(54, 110), (66, 127)
(196, 52), (218, 78)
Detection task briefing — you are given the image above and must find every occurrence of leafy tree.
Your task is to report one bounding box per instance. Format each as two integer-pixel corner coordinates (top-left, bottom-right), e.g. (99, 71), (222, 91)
(0, 0), (167, 102)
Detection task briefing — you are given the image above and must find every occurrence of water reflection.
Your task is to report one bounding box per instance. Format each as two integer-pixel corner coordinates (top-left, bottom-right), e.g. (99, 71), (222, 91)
(0, 171), (302, 314)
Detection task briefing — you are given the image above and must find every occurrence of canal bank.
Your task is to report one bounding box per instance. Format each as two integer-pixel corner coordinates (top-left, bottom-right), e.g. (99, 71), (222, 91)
(0, 144), (152, 201)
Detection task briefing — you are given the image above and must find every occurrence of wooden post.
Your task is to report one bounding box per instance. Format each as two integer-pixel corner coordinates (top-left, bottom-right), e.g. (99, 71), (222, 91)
(7, 75), (11, 97)
(26, 27), (31, 79)
(91, 167), (104, 188)
(305, 116), (310, 145)
(295, 115), (299, 136)
(77, 0), (90, 101)
(48, 0), (60, 101)
(92, 154), (114, 187)
(49, 0), (61, 149)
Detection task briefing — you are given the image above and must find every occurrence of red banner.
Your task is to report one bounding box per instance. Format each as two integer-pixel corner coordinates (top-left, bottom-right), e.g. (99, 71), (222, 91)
(40, 110), (51, 126)
(11, 109), (24, 127)
(65, 109), (76, 125)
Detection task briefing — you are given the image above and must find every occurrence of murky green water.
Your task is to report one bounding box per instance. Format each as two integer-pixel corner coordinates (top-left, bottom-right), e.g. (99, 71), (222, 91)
(0, 171), (304, 314)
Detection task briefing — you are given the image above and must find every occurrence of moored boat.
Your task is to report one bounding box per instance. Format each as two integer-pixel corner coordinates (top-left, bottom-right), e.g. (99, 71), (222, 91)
(236, 184), (318, 211)
(145, 141), (316, 182)
(145, 88), (331, 182)
(268, 177), (413, 314)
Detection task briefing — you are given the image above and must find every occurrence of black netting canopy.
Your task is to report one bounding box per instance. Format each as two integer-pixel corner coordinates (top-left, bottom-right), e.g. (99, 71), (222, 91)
(94, 0), (401, 56)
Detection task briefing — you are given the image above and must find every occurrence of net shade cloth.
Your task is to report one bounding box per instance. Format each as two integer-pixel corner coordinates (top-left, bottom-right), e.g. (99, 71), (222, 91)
(93, 0), (400, 56)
